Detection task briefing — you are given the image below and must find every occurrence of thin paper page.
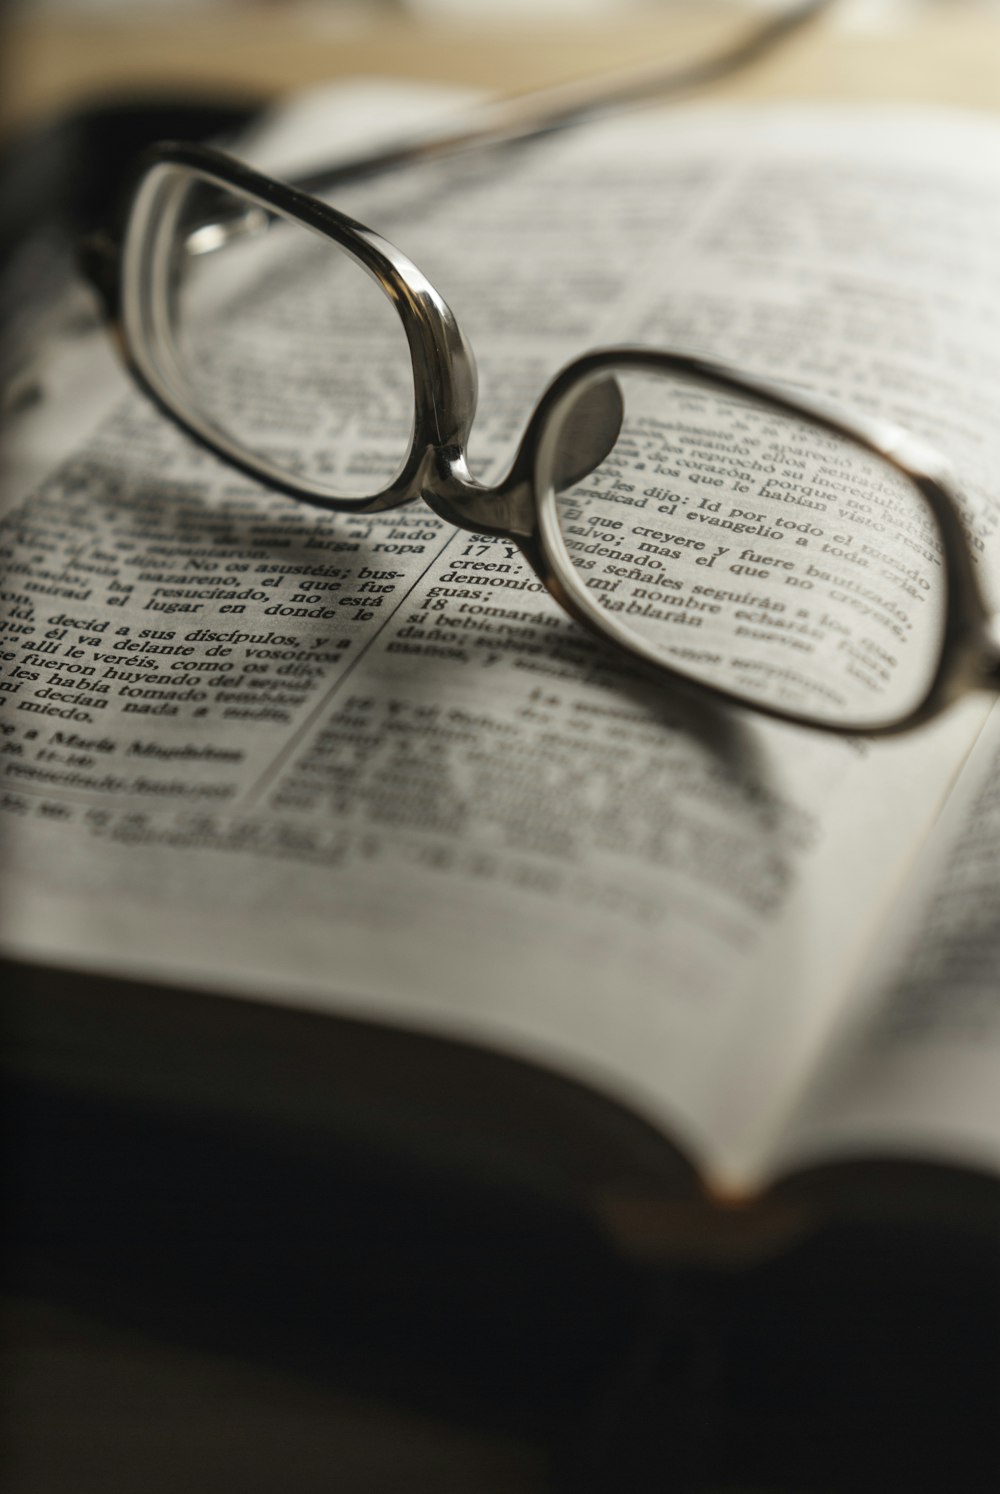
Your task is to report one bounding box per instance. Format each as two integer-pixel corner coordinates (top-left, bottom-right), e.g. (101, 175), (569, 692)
(3, 92), (1000, 1189)
(767, 699), (1000, 1184)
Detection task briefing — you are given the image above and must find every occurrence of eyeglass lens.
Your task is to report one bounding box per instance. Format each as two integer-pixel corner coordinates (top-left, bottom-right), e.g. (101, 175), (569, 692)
(542, 370), (947, 729)
(142, 167), (415, 498)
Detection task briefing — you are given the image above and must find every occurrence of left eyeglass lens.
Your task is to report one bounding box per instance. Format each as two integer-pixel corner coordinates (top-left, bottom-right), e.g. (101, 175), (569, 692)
(539, 366), (948, 730)
(131, 166), (415, 498)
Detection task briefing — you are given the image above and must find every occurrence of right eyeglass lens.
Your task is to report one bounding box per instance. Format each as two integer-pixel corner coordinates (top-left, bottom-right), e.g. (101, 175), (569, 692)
(128, 164), (415, 499)
(542, 368), (948, 729)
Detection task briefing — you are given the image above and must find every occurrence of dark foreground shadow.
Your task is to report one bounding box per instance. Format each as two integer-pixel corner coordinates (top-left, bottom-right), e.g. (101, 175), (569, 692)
(4, 962), (1000, 1494)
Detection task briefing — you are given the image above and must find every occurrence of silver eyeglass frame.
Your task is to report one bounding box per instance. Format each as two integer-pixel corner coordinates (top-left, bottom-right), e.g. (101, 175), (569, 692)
(83, 140), (1000, 738)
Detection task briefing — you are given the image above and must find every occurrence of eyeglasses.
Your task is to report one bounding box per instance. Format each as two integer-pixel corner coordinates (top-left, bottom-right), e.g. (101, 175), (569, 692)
(80, 137), (1000, 738)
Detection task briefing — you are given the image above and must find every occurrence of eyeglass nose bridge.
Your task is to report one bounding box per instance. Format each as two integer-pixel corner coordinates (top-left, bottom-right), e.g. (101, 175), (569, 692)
(377, 242), (628, 542)
(422, 362), (627, 541)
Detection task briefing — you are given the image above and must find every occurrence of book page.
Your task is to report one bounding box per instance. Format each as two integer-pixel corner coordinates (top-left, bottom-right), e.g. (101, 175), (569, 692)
(768, 699), (1000, 1183)
(3, 89), (1000, 1189)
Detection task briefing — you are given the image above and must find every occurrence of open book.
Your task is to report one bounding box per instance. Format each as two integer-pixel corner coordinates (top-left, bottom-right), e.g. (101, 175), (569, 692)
(4, 82), (1000, 1258)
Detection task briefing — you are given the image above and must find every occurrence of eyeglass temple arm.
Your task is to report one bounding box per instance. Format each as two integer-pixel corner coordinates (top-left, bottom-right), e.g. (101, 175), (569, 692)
(289, 0), (835, 198)
(78, 1), (833, 315)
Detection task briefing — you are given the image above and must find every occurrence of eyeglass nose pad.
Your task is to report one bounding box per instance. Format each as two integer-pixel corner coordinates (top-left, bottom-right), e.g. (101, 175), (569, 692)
(549, 375), (624, 489)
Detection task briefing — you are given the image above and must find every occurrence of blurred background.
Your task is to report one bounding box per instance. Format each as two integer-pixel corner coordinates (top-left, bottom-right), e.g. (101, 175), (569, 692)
(4, 0), (1000, 140)
(4, 0), (1000, 215)
(3, 0), (999, 290)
